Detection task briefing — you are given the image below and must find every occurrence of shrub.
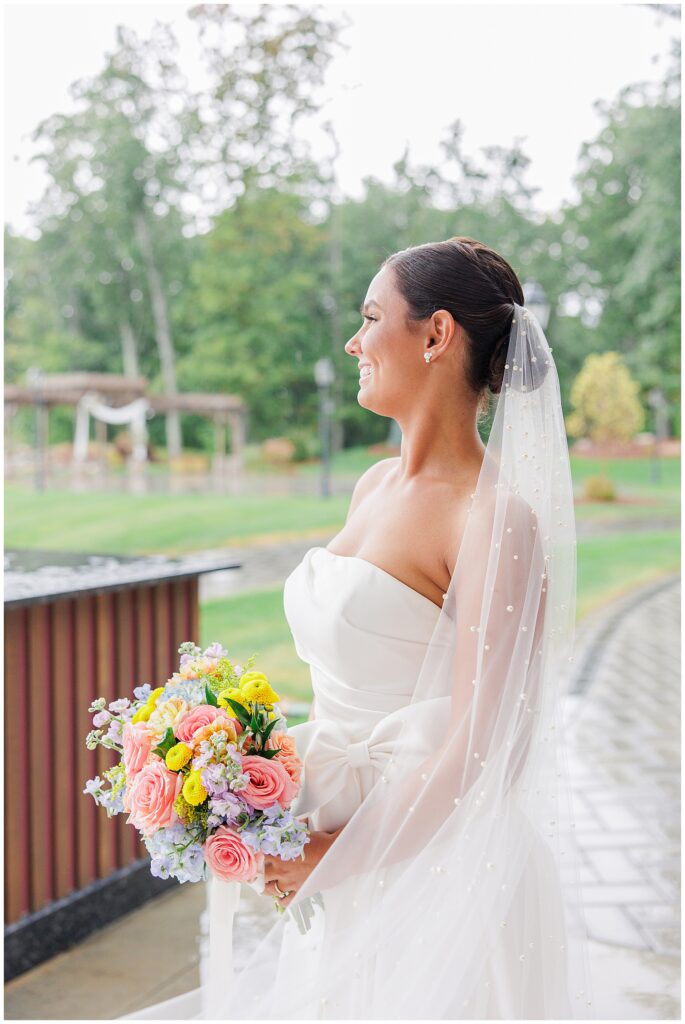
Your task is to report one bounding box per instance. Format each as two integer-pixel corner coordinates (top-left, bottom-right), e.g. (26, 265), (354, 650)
(583, 474), (617, 502)
(284, 427), (320, 462)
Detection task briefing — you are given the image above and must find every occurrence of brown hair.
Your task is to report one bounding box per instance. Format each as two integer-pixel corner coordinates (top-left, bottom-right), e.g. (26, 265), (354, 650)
(382, 236), (526, 419)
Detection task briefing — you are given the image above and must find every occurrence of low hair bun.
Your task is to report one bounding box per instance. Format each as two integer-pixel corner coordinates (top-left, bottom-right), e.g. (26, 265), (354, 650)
(486, 322), (513, 396)
(382, 238), (526, 419)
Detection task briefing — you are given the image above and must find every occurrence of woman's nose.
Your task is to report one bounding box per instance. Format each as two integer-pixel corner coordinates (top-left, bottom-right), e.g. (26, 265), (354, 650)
(344, 331), (360, 356)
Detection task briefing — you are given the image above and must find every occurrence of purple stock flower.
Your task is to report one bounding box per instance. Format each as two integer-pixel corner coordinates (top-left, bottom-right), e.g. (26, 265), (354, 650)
(203, 642), (226, 659)
(104, 719), (124, 744)
(209, 792), (248, 824)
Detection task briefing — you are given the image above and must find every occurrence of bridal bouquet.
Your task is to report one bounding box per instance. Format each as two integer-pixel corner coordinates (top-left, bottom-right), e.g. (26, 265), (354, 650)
(83, 641), (309, 907)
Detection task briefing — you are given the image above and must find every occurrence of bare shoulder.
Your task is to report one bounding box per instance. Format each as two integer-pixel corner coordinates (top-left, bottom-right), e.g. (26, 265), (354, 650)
(346, 457), (399, 520)
(443, 485), (538, 574)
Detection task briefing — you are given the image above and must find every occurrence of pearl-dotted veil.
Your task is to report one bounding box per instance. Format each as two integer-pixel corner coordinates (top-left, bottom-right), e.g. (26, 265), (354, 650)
(202, 302), (594, 1019)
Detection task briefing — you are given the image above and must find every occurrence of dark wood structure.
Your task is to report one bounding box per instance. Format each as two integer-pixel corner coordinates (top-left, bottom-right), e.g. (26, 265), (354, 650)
(4, 549), (240, 978)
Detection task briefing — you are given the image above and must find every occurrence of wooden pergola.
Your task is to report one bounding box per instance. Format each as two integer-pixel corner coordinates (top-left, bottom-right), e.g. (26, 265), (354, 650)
(4, 372), (247, 475)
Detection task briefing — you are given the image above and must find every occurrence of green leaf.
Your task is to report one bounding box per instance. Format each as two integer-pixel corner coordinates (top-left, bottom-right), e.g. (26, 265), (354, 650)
(152, 727), (177, 760)
(260, 717), (279, 742)
(259, 747), (281, 759)
(204, 683), (218, 707)
(223, 697), (252, 728)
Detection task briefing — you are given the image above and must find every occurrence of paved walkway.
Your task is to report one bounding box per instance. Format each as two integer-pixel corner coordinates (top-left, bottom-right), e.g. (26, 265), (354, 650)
(5, 572), (680, 1020)
(562, 572), (681, 1018)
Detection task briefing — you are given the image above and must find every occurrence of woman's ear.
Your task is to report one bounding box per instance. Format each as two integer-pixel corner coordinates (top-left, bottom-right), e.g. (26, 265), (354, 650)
(430, 309), (460, 358)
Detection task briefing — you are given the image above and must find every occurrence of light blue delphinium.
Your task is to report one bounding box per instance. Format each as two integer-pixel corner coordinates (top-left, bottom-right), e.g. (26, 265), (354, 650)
(144, 823), (207, 883)
(150, 855), (173, 880)
(177, 843), (207, 883)
(240, 805), (310, 861)
(83, 776), (103, 799)
(157, 678), (207, 707)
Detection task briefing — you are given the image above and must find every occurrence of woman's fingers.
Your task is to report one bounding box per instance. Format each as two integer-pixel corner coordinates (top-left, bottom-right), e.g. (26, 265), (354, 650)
(264, 878), (297, 905)
(264, 857), (295, 885)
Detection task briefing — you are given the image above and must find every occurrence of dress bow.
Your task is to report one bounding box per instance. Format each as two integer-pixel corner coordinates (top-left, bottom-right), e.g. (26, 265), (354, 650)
(287, 697), (450, 826)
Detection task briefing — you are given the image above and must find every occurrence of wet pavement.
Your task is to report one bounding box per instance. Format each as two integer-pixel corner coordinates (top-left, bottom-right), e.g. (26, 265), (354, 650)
(4, 570), (680, 1020)
(562, 573), (681, 1018)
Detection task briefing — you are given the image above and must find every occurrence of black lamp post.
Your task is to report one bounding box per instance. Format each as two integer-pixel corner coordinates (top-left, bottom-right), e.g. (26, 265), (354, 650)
(647, 387), (669, 483)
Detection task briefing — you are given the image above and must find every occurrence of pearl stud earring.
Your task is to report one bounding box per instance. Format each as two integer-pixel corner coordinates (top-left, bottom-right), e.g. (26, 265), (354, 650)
(424, 352), (432, 363)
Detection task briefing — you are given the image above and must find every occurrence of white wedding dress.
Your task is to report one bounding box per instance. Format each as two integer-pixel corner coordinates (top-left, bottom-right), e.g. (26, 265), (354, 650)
(124, 542), (578, 1020)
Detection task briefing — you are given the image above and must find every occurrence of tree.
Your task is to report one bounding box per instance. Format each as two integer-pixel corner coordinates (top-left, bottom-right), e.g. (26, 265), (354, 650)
(186, 4), (345, 209)
(29, 23), (195, 457)
(558, 16), (680, 436)
(176, 185), (328, 441)
(565, 351), (645, 445)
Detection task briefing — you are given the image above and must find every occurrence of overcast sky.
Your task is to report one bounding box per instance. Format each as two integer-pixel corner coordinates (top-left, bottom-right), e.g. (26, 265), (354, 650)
(3, 1), (678, 237)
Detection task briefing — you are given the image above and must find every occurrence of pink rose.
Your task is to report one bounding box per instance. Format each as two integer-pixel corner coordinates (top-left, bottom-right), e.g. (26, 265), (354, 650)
(240, 754), (298, 810)
(204, 826), (264, 883)
(126, 761), (183, 837)
(122, 722), (154, 781)
(175, 704), (232, 744)
(264, 732), (302, 788)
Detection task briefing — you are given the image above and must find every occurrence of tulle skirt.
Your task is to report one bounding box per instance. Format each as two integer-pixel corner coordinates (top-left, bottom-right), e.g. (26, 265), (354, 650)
(122, 800), (579, 1020)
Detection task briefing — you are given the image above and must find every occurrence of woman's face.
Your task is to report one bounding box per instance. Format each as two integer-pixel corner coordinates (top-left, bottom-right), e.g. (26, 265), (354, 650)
(344, 265), (457, 419)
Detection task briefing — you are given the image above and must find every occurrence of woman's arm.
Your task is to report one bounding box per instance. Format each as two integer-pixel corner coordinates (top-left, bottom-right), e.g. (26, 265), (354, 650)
(298, 491), (548, 890)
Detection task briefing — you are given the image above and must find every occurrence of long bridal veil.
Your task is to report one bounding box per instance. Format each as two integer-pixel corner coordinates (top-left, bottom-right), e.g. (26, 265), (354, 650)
(202, 302), (594, 1019)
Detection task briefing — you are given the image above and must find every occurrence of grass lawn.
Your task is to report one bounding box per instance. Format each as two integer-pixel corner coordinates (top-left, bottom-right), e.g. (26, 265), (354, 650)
(4, 487), (350, 554)
(573, 454), (680, 523)
(570, 454), (679, 490)
(200, 528), (680, 709)
(5, 454), (679, 554)
(575, 529), (680, 619)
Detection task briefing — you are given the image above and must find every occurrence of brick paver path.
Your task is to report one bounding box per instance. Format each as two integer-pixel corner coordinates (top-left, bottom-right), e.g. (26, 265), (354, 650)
(563, 573), (680, 985)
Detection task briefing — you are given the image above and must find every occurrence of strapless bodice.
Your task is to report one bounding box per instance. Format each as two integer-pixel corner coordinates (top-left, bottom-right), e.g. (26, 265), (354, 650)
(283, 546), (441, 725)
(283, 546), (447, 830)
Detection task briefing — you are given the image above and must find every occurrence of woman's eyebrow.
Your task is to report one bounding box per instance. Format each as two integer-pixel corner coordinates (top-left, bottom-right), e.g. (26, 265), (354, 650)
(359, 299), (381, 315)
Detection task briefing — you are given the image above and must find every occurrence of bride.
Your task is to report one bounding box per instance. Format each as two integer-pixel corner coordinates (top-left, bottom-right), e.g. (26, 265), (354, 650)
(125, 236), (594, 1019)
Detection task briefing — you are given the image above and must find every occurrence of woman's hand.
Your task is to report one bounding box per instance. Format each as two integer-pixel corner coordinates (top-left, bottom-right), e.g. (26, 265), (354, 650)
(263, 822), (343, 909)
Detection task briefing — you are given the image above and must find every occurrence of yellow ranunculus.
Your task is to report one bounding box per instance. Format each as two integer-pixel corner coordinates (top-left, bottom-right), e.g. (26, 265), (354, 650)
(241, 679), (280, 707)
(182, 769), (208, 806)
(239, 670), (270, 690)
(131, 704), (152, 724)
(218, 687), (251, 714)
(132, 685), (165, 723)
(165, 742), (193, 772)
